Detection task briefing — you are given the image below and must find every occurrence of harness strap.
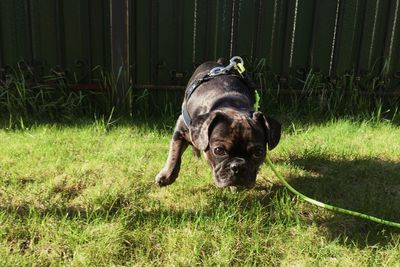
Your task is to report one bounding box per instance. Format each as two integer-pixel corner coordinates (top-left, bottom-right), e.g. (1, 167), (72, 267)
(182, 75), (213, 127)
(185, 75), (212, 101)
(181, 56), (256, 128)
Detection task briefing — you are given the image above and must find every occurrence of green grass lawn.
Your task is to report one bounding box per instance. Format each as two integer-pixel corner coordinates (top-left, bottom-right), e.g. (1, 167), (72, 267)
(1, 118), (400, 266)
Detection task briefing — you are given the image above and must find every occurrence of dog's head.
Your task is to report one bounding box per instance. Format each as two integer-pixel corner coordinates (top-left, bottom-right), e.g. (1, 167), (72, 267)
(190, 109), (281, 188)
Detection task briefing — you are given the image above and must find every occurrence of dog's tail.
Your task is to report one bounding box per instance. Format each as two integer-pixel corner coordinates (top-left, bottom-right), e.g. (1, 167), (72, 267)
(217, 57), (225, 65)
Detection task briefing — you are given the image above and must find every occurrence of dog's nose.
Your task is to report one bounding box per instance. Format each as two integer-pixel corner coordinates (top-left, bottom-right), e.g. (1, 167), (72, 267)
(230, 161), (245, 175)
(231, 163), (239, 174)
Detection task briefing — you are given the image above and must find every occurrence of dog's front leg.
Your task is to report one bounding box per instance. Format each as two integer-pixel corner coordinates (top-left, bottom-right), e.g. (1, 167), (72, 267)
(155, 117), (189, 186)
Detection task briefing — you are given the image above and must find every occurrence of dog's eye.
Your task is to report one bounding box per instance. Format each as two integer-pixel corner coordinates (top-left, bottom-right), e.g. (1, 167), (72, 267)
(252, 148), (264, 158)
(213, 147), (226, 156)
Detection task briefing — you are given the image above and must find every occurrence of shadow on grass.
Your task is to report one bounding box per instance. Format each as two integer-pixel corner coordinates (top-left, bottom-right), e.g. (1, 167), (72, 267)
(174, 156), (400, 248)
(283, 154), (400, 247)
(1, 108), (398, 132)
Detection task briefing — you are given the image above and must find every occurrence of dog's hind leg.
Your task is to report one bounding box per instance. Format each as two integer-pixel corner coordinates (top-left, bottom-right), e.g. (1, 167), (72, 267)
(155, 116), (189, 186)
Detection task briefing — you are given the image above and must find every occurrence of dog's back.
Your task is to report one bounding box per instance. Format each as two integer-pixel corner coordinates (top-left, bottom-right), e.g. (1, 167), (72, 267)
(184, 61), (255, 120)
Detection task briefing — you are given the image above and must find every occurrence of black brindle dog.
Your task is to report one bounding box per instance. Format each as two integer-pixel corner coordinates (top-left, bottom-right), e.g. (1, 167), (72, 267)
(155, 58), (281, 188)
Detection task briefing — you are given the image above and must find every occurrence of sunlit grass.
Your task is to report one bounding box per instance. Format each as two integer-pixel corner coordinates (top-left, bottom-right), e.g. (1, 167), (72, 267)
(0, 119), (399, 265)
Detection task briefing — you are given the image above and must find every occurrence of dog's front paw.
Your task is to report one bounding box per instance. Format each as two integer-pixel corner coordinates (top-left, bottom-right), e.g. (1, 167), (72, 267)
(155, 171), (176, 187)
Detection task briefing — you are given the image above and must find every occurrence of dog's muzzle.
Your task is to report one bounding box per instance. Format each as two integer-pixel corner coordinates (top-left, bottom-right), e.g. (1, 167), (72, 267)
(214, 157), (256, 188)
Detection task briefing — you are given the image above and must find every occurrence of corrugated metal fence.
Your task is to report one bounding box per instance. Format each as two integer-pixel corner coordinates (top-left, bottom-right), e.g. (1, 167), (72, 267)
(0, 0), (110, 81)
(1, 0), (399, 90)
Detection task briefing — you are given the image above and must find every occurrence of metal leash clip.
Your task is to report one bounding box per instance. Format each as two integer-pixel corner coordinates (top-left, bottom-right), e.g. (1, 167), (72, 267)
(208, 56), (244, 77)
(208, 66), (226, 77)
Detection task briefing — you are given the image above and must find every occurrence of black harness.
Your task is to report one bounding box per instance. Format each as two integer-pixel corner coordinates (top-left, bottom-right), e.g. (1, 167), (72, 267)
(182, 73), (213, 128)
(181, 68), (256, 128)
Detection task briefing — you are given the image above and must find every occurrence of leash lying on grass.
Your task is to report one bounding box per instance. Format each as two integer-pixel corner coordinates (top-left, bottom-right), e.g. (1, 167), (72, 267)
(265, 155), (400, 229)
(213, 56), (400, 228)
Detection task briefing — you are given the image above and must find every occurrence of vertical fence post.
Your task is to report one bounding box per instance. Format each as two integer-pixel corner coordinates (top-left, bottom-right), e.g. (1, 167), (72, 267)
(110, 0), (130, 112)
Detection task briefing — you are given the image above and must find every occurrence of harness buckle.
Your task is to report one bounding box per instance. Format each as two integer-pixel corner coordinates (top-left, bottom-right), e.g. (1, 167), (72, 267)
(229, 56), (244, 66)
(208, 66), (226, 77)
(208, 56), (245, 77)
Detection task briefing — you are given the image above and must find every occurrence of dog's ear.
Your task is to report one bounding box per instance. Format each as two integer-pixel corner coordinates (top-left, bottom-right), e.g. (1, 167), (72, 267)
(190, 111), (225, 151)
(253, 111), (281, 150)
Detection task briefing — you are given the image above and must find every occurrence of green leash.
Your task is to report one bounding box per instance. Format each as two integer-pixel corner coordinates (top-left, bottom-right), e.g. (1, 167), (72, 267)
(265, 155), (400, 229)
(231, 55), (399, 228)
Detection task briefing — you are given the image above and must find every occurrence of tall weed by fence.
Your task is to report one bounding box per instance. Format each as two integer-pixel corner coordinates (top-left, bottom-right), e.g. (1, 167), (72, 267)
(1, 60), (399, 129)
(0, 63), (117, 128)
(249, 58), (400, 123)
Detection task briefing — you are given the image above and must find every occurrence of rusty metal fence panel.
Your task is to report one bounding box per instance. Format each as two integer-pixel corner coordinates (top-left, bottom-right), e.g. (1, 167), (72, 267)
(0, 0), (399, 89)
